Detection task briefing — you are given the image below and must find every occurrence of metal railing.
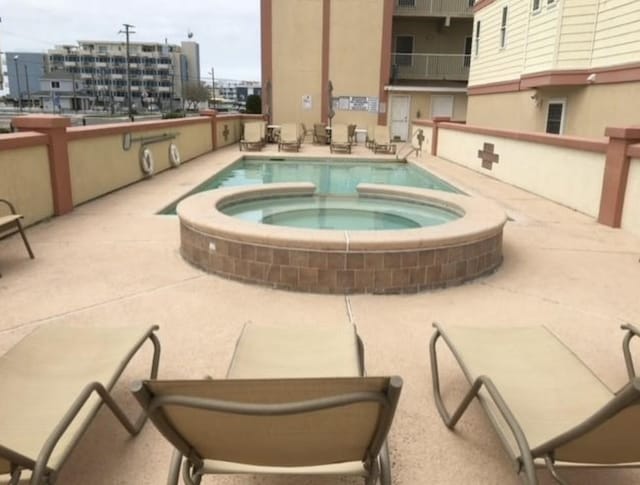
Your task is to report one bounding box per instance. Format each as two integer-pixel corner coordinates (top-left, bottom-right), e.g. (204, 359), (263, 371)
(391, 53), (470, 81)
(394, 0), (474, 17)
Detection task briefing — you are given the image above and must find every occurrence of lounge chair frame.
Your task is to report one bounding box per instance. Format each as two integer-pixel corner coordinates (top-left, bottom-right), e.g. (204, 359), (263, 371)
(429, 322), (640, 485)
(330, 124), (352, 154)
(134, 326), (401, 485)
(0, 199), (35, 277)
(239, 122), (265, 151)
(278, 123), (301, 152)
(1, 325), (161, 485)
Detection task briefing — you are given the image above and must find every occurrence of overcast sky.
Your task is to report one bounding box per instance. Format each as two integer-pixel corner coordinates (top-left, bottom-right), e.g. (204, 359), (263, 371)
(1, 0), (261, 81)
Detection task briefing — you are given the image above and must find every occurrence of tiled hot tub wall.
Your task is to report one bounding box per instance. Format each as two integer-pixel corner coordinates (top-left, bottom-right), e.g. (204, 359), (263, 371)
(177, 183), (507, 294)
(180, 223), (503, 293)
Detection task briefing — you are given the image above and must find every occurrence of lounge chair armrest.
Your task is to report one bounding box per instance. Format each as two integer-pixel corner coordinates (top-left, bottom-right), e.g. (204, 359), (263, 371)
(0, 199), (18, 214)
(622, 323), (640, 379)
(429, 324), (537, 484)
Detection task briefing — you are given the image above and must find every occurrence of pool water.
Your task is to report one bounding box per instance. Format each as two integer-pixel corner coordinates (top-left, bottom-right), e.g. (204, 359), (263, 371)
(222, 195), (460, 230)
(161, 157), (459, 214)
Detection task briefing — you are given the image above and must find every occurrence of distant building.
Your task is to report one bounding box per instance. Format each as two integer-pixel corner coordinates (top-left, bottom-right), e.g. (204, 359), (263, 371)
(46, 39), (200, 111)
(36, 71), (93, 112)
(468, 0), (640, 137)
(6, 52), (47, 106)
(217, 79), (261, 103)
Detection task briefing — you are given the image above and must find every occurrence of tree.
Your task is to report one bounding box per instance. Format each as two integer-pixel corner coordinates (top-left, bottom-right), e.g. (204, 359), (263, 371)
(245, 94), (262, 114)
(184, 81), (210, 111)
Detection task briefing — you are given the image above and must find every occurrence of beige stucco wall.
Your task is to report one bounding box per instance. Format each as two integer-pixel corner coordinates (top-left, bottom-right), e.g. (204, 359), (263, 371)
(621, 157), (640, 238)
(0, 145), (53, 226)
(329, 0), (384, 128)
(437, 127), (606, 216)
(271, 0), (323, 126)
(467, 82), (640, 138)
(407, 92), (467, 122)
(392, 17), (472, 55)
(215, 117), (242, 148)
(68, 121), (211, 205)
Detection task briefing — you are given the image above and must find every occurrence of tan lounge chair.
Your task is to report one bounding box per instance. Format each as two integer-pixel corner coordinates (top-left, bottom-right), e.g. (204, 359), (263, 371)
(429, 322), (640, 485)
(0, 324), (160, 484)
(313, 123), (329, 144)
(239, 122), (264, 151)
(278, 123), (301, 152)
(330, 124), (351, 153)
(0, 199), (35, 277)
(133, 322), (402, 485)
(372, 126), (396, 154)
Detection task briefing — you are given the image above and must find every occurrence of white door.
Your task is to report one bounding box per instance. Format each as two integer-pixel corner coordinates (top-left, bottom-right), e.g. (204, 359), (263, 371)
(390, 95), (410, 141)
(431, 95), (454, 118)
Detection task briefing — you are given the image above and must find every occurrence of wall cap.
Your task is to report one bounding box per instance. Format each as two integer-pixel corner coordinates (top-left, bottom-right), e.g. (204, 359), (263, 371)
(12, 115), (71, 130)
(0, 132), (49, 150)
(605, 127), (640, 140)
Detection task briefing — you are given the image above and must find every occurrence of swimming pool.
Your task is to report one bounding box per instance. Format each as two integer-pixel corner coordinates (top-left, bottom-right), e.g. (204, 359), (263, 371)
(161, 156), (459, 214)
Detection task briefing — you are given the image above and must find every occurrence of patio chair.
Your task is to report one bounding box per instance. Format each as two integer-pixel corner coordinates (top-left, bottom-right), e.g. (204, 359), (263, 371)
(372, 126), (396, 154)
(330, 124), (352, 153)
(278, 123), (301, 152)
(348, 124), (357, 144)
(0, 199), (35, 277)
(239, 122), (263, 151)
(429, 322), (640, 485)
(365, 125), (375, 149)
(313, 123), (329, 145)
(0, 324), (161, 484)
(133, 322), (403, 485)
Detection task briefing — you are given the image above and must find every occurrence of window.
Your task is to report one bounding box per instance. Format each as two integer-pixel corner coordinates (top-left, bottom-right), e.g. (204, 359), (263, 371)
(394, 36), (414, 66)
(464, 37), (472, 67)
(474, 21), (481, 56)
(397, 0), (415, 6)
(469, 0), (475, 6)
(548, 0), (556, 4)
(500, 6), (508, 48)
(546, 99), (566, 134)
(532, 0), (541, 11)
(51, 81), (60, 89)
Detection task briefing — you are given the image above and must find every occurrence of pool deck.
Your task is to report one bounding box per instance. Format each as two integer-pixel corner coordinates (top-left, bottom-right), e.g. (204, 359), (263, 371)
(1, 142), (639, 484)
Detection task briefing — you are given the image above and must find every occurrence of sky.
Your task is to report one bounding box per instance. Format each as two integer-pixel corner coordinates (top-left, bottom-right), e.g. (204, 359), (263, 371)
(1, 0), (261, 82)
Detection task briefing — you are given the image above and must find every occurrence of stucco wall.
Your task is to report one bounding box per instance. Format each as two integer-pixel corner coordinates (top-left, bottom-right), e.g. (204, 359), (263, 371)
(68, 120), (211, 205)
(329, 0), (384, 128)
(0, 144), (53, 226)
(408, 92), (467, 122)
(437, 127), (606, 216)
(215, 117), (243, 148)
(392, 17), (472, 55)
(271, 0), (323, 126)
(467, 82), (640, 138)
(621, 157), (640, 238)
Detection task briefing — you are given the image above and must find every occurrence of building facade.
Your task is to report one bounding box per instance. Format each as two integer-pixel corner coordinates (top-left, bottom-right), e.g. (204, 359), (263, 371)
(5, 52), (47, 106)
(46, 39), (200, 111)
(261, 0), (473, 140)
(467, 0), (640, 138)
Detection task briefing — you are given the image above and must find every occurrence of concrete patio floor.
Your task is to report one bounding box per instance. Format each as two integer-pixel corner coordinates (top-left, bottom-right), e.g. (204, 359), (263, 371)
(1, 142), (639, 484)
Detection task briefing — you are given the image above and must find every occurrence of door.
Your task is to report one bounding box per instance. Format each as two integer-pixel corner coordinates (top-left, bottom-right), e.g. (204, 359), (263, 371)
(390, 95), (410, 141)
(431, 95), (454, 119)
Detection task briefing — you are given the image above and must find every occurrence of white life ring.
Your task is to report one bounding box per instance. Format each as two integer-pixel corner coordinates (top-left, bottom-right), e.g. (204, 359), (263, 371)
(140, 147), (154, 176)
(169, 143), (181, 167)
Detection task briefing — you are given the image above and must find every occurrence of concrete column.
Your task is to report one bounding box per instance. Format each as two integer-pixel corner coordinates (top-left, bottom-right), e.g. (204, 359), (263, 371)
(430, 117), (451, 156)
(12, 115), (73, 215)
(598, 127), (640, 227)
(200, 109), (218, 150)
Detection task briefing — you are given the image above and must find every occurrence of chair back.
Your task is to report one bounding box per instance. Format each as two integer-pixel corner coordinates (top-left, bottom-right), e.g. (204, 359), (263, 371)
(135, 376), (402, 469)
(244, 122), (262, 142)
(375, 125), (390, 144)
(280, 123), (298, 143)
(332, 124), (349, 144)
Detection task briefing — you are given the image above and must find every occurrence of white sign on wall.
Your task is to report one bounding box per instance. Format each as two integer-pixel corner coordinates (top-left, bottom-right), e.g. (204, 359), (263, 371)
(302, 95), (312, 110)
(332, 95), (380, 113)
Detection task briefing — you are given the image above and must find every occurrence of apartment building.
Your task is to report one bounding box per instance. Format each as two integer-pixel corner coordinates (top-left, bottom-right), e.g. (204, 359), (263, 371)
(467, 0), (640, 138)
(217, 79), (262, 103)
(46, 40), (200, 110)
(261, 0), (473, 141)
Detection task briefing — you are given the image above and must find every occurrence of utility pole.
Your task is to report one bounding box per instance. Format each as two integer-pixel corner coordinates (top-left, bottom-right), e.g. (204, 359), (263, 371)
(72, 71), (77, 112)
(13, 55), (22, 112)
(210, 67), (216, 109)
(23, 64), (31, 109)
(119, 23), (136, 121)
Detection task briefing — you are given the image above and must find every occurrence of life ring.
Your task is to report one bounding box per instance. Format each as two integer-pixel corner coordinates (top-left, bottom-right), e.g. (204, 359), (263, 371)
(169, 143), (181, 167)
(140, 147), (154, 176)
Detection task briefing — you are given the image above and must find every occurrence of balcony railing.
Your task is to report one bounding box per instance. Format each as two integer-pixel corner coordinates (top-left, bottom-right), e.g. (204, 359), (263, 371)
(394, 0), (473, 17)
(391, 53), (470, 81)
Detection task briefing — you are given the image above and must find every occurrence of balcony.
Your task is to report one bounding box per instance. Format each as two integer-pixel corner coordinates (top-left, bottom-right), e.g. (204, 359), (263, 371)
(391, 53), (470, 82)
(394, 0), (473, 18)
